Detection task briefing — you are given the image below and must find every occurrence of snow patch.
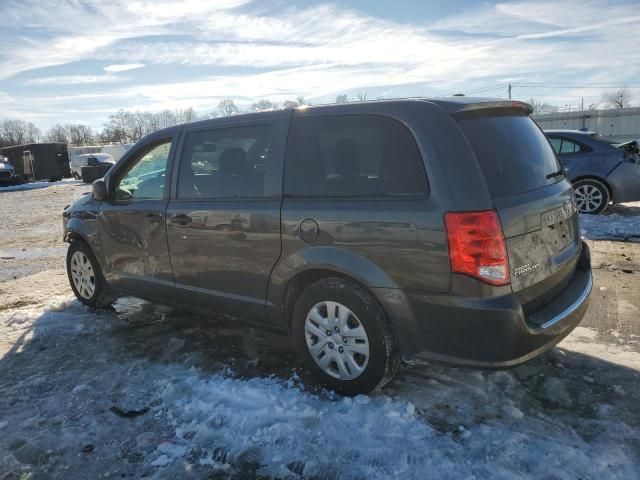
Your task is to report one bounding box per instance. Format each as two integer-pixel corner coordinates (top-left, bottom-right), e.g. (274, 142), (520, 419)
(0, 178), (77, 193)
(580, 209), (640, 242)
(502, 405), (524, 419)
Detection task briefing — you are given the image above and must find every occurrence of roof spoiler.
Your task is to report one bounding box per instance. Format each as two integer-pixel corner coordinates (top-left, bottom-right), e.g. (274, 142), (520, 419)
(450, 100), (534, 118)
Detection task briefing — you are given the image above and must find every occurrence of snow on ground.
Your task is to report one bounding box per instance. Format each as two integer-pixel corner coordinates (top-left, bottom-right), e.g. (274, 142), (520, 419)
(1, 180), (640, 479)
(580, 202), (640, 242)
(1, 296), (639, 479)
(0, 178), (79, 193)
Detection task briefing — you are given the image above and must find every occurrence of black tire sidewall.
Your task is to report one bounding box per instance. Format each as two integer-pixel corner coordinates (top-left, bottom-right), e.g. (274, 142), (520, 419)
(574, 179), (610, 214)
(66, 242), (106, 308)
(292, 277), (396, 395)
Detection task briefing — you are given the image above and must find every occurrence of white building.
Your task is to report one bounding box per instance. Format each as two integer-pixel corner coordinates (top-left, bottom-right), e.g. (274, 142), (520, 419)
(533, 107), (640, 142)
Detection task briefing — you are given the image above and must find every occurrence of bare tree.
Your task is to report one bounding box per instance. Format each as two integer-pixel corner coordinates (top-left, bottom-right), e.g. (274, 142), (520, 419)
(175, 107), (198, 124)
(105, 110), (129, 144)
(528, 98), (559, 115)
(335, 94), (348, 104)
(0, 119), (37, 146)
(250, 99), (275, 111)
(356, 90), (368, 101)
(66, 124), (94, 145)
(602, 87), (633, 109)
(296, 95), (307, 106)
(218, 99), (239, 117)
(26, 122), (41, 143)
(45, 124), (69, 143)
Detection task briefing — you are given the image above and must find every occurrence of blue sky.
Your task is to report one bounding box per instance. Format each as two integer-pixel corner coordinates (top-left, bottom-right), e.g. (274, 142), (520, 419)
(1, 0), (639, 130)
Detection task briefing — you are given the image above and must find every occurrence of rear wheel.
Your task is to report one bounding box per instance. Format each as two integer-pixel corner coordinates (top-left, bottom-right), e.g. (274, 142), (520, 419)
(573, 179), (610, 214)
(292, 277), (398, 395)
(66, 241), (116, 308)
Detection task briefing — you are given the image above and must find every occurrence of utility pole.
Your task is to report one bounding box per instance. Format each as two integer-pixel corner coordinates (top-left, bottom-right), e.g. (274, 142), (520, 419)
(508, 83), (512, 100)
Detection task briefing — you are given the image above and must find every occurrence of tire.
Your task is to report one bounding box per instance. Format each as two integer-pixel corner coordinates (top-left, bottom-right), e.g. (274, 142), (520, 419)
(73, 172), (81, 180)
(66, 241), (116, 308)
(292, 277), (398, 395)
(573, 178), (610, 214)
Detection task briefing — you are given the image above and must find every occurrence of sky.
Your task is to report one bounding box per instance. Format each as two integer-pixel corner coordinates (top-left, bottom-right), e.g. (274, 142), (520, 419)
(0, 0), (639, 131)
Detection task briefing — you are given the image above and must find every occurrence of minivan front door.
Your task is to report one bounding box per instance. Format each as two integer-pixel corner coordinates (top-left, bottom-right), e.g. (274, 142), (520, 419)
(166, 116), (288, 321)
(98, 137), (176, 300)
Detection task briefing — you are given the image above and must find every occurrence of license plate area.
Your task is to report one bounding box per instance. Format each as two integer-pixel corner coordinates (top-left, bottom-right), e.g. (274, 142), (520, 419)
(546, 219), (572, 251)
(541, 201), (577, 251)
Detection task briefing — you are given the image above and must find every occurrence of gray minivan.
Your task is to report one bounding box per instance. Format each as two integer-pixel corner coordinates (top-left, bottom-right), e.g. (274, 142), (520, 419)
(63, 98), (592, 394)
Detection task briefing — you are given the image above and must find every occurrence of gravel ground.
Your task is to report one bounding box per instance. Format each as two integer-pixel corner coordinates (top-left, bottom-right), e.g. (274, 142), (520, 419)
(0, 182), (639, 479)
(0, 180), (90, 281)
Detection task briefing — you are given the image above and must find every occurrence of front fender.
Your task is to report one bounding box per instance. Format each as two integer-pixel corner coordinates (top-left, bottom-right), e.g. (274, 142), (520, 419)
(64, 210), (105, 270)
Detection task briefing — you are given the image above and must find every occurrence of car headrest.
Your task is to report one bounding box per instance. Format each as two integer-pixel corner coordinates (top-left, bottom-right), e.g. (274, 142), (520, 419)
(219, 148), (247, 176)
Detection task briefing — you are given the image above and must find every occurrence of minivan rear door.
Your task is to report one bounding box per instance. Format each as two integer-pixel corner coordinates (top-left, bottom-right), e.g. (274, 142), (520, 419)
(456, 111), (581, 309)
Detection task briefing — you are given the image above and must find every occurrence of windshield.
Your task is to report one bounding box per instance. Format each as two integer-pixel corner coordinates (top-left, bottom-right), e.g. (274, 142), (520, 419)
(458, 114), (563, 198)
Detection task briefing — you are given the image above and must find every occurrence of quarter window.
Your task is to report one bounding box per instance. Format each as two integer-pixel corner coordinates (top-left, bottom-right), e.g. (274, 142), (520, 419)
(548, 136), (591, 155)
(283, 115), (428, 197)
(178, 125), (273, 199)
(115, 140), (172, 201)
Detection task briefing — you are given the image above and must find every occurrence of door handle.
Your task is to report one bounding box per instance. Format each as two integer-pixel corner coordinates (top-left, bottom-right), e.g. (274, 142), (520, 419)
(169, 213), (192, 225)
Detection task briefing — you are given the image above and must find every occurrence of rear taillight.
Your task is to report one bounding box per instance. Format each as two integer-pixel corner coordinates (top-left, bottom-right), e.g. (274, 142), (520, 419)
(444, 210), (510, 286)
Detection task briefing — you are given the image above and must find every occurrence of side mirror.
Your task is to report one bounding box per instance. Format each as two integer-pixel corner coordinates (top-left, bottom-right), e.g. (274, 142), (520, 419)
(92, 179), (107, 201)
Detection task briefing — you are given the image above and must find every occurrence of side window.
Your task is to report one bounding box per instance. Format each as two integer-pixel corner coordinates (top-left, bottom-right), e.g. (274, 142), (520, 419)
(284, 114), (428, 197)
(115, 140), (172, 201)
(551, 136), (591, 155)
(178, 124), (273, 199)
(548, 137), (562, 154)
(559, 138), (581, 154)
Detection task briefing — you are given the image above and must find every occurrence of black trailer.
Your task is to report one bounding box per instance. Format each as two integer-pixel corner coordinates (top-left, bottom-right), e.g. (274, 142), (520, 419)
(0, 143), (70, 182)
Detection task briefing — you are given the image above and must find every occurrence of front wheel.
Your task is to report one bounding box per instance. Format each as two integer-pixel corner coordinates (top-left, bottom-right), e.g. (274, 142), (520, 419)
(292, 277), (398, 395)
(573, 178), (610, 214)
(66, 241), (115, 308)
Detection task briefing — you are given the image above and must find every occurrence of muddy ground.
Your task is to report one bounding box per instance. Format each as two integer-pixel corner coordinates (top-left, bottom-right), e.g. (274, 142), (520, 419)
(0, 182), (639, 479)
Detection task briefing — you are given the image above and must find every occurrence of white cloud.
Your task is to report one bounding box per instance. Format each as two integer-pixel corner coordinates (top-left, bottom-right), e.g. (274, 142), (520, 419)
(103, 63), (146, 73)
(0, 0), (639, 129)
(26, 75), (125, 85)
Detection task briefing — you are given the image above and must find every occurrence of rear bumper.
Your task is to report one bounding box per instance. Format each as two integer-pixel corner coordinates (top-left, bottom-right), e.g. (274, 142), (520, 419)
(378, 241), (592, 367)
(606, 161), (640, 203)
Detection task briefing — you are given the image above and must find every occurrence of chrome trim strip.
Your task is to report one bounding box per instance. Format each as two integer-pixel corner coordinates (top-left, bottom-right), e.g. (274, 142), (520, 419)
(540, 271), (593, 330)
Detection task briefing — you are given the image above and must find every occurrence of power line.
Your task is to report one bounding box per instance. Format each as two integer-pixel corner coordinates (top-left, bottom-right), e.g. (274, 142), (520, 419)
(512, 84), (640, 89)
(464, 85), (506, 95)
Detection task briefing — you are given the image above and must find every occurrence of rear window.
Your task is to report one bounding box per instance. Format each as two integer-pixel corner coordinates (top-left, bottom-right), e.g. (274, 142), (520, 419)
(458, 114), (562, 198)
(284, 114), (428, 197)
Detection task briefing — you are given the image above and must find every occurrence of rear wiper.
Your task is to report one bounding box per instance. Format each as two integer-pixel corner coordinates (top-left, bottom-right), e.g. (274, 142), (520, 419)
(546, 169), (564, 179)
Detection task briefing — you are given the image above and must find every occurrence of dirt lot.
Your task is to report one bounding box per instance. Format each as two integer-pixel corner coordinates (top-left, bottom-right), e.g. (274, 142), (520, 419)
(1, 182), (639, 479)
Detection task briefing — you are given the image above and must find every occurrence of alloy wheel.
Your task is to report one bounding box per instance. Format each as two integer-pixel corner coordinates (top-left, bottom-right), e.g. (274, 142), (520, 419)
(574, 184), (604, 213)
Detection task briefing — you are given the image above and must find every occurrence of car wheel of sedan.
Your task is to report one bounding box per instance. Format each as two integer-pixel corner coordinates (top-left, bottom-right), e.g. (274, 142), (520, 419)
(292, 277), (398, 395)
(573, 179), (610, 214)
(66, 241), (116, 308)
